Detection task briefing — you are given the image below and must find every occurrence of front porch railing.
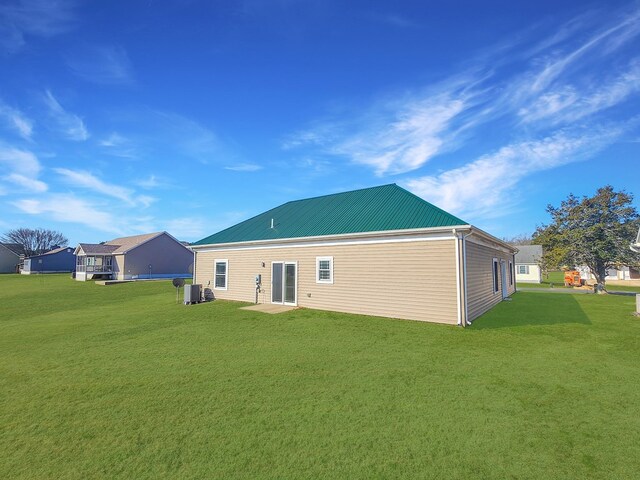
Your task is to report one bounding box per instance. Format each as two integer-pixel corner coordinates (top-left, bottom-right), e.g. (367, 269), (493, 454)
(76, 265), (114, 273)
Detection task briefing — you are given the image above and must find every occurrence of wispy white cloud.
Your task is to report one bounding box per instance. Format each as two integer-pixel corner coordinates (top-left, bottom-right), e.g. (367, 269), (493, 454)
(99, 132), (127, 147)
(3, 173), (47, 192)
(0, 100), (33, 139)
(334, 94), (469, 176)
(66, 44), (134, 85)
(165, 218), (207, 240)
(288, 6), (640, 176)
(98, 132), (137, 158)
(54, 168), (133, 204)
(285, 4), (640, 222)
(125, 110), (221, 164)
(528, 9), (640, 94)
(0, 144), (47, 193)
(224, 163), (263, 172)
(159, 112), (220, 163)
(285, 73), (496, 175)
(135, 175), (166, 189)
(43, 90), (89, 141)
(12, 194), (123, 235)
(405, 126), (625, 220)
(0, 0), (77, 53)
(519, 60), (640, 124)
(0, 143), (41, 176)
(166, 210), (249, 241)
(135, 195), (157, 208)
(53, 167), (157, 209)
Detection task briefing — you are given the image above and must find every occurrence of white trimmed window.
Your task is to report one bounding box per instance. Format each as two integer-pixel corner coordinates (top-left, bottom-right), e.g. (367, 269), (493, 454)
(509, 261), (514, 286)
(214, 259), (228, 290)
(492, 258), (499, 293)
(518, 265), (529, 275)
(316, 256), (333, 284)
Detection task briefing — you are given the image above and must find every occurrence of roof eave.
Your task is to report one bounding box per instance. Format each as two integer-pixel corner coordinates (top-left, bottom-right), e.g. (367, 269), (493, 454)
(190, 224), (472, 250)
(468, 227), (518, 254)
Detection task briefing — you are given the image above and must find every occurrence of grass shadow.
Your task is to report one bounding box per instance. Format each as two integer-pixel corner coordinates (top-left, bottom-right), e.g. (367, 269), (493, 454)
(471, 292), (592, 329)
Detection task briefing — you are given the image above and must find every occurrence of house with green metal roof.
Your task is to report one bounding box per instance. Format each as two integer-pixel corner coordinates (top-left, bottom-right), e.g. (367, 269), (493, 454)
(191, 184), (517, 326)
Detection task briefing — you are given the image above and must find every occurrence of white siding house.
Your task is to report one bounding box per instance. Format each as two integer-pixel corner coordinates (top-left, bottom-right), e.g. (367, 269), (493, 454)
(514, 245), (543, 283)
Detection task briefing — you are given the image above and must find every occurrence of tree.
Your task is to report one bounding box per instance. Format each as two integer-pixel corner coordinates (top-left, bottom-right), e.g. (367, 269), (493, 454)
(502, 233), (533, 246)
(533, 186), (640, 291)
(1, 228), (69, 257)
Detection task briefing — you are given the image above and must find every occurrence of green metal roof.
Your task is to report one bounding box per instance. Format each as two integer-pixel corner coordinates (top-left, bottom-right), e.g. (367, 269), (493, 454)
(193, 184), (467, 246)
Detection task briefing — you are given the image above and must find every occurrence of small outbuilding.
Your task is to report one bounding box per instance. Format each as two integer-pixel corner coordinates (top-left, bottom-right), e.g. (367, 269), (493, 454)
(74, 231), (193, 281)
(191, 184), (517, 326)
(0, 243), (25, 273)
(22, 246), (76, 274)
(514, 245), (543, 283)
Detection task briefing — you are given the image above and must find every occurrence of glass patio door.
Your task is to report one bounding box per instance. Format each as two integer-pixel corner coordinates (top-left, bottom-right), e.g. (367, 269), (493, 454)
(272, 261), (297, 305)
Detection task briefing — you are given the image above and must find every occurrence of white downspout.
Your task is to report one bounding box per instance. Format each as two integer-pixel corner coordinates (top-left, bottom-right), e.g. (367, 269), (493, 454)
(454, 229), (462, 326)
(462, 231), (471, 326)
(192, 249), (197, 284)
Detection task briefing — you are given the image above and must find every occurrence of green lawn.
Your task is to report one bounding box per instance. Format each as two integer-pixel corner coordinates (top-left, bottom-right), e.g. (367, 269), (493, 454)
(1, 274), (639, 479)
(517, 270), (566, 289)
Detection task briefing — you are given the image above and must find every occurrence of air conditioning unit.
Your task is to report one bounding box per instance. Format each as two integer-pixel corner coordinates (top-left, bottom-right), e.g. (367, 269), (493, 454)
(184, 284), (202, 304)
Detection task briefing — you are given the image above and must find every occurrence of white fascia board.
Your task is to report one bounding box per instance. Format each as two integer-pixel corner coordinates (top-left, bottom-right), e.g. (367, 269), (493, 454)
(190, 225), (471, 252)
(467, 227), (518, 254)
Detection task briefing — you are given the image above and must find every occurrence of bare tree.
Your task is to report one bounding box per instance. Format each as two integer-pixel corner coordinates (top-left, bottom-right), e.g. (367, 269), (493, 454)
(502, 233), (533, 246)
(1, 228), (69, 256)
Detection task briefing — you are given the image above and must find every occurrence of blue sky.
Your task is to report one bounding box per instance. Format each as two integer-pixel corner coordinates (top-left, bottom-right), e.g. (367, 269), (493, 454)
(1, 0), (639, 245)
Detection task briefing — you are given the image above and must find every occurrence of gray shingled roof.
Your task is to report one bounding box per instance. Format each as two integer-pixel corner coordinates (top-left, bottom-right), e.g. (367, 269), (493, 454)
(104, 232), (163, 254)
(77, 243), (119, 255)
(1, 243), (25, 256)
(42, 246), (73, 256)
(77, 232), (173, 256)
(515, 245), (543, 264)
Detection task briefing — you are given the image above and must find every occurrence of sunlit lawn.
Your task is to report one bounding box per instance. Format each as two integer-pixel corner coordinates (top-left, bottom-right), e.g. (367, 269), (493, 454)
(517, 270), (566, 289)
(1, 274), (639, 479)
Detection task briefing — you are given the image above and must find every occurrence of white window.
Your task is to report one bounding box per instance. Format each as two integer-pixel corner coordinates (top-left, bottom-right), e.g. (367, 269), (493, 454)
(492, 258), (499, 294)
(518, 265), (529, 275)
(214, 259), (228, 290)
(316, 256), (333, 284)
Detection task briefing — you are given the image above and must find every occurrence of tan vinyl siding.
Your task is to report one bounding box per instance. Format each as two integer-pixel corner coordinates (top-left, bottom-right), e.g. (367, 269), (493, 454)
(465, 239), (516, 322)
(113, 254), (125, 279)
(195, 239), (458, 324)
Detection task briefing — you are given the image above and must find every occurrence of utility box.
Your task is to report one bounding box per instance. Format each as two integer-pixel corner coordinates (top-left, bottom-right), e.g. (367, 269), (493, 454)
(184, 284), (202, 305)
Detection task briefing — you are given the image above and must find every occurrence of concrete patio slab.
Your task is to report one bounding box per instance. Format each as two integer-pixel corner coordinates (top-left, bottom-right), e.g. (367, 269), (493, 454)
(240, 304), (297, 314)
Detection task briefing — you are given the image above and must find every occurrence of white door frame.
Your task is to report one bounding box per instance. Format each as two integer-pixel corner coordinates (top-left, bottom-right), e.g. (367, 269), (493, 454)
(271, 261), (298, 306)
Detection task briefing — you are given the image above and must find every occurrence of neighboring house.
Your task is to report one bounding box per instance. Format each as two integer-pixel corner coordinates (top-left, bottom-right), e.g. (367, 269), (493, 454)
(578, 265), (640, 281)
(190, 184), (517, 326)
(514, 245), (543, 283)
(74, 231), (193, 281)
(0, 243), (25, 273)
(22, 246), (76, 274)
